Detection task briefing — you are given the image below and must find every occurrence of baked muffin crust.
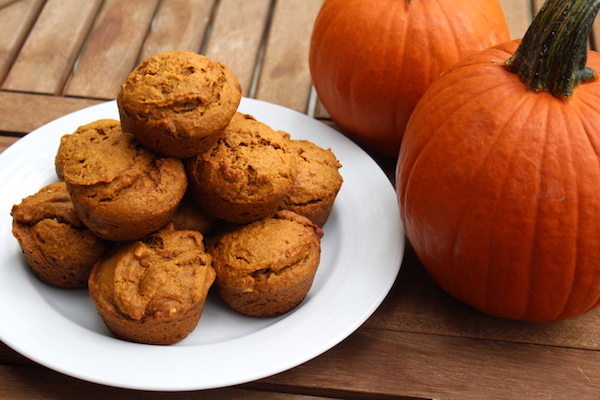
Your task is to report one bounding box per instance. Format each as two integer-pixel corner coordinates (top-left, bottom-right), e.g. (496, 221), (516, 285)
(117, 51), (242, 158)
(279, 140), (343, 226)
(11, 182), (112, 288)
(88, 225), (215, 345)
(56, 119), (187, 241)
(208, 210), (323, 317)
(187, 113), (299, 224)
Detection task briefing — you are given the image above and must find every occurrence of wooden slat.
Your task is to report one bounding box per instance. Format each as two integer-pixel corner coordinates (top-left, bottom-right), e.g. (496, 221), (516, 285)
(0, 91), (103, 135)
(137, 0), (216, 62)
(0, 0), (45, 83)
(364, 247), (600, 350)
(532, 0), (544, 15)
(254, 0), (323, 113)
(204, 0), (272, 97)
(0, 135), (18, 152)
(64, 0), (160, 99)
(253, 328), (600, 400)
(498, 0), (532, 39)
(0, 0), (21, 8)
(591, 10), (600, 51)
(2, 0), (102, 95)
(0, 364), (335, 400)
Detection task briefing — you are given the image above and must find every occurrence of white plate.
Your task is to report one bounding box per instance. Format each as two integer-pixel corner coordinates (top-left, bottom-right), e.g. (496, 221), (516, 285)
(0, 98), (404, 391)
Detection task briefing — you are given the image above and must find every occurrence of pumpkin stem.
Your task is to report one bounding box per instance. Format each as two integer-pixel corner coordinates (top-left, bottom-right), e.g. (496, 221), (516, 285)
(504, 0), (600, 99)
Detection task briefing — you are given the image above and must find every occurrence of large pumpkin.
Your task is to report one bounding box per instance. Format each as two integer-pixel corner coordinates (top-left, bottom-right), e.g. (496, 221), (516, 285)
(309, 0), (510, 156)
(397, 0), (600, 322)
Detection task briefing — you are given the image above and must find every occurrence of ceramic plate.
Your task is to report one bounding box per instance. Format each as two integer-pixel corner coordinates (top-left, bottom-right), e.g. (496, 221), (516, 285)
(0, 98), (404, 391)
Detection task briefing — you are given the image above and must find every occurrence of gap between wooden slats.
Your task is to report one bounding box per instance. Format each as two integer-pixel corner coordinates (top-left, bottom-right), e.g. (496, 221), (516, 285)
(137, 0), (217, 64)
(0, 0), (45, 84)
(253, 328), (600, 400)
(64, 0), (160, 99)
(2, 0), (100, 94)
(2, 0), (102, 95)
(204, 0), (273, 98)
(253, 0), (323, 114)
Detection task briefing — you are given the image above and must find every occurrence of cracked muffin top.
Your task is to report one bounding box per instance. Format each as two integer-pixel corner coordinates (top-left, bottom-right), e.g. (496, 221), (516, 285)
(89, 225), (214, 322)
(186, 112), (299, 223)
(278, 139), (343, 226)
(207, 210), (323, 317)
(11, 181), (113, 288)
(55, 119), (187, 242)
(117, 51), (242, 158)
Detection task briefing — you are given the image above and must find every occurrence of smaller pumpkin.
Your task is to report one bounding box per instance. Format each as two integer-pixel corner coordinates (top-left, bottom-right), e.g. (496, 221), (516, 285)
(397, 0), (600, 322)
(309, 0), (510, 156)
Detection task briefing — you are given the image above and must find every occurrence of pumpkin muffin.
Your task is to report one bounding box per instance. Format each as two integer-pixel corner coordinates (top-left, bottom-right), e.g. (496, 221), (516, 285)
(169, 194), (215, 237)
(11, 182), (113, 288)
(117, 51), (242, 158)
(278, 140), (343, 227)
(55, 119), (187, 242)
(208, 210), (323, 317)
(186, 113), (299, 224)
(88, 225), (215, 345)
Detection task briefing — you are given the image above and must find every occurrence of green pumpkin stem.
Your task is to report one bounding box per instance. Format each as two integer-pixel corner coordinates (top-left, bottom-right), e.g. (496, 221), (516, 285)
(504, 0), (600, 99)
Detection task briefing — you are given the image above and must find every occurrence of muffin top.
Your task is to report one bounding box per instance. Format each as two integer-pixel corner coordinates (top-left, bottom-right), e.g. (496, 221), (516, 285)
(55, 119), (157, 185)
(12, 182), (81, 227)
(55, 118), (187, 208)
(11, 182), (113, 287)
(208, 211), (323, 290)
(90, 225), (214, 321)
(117, 51), (241, 131)
(189, 113), (299, 202)
(282, 140), (343, 207)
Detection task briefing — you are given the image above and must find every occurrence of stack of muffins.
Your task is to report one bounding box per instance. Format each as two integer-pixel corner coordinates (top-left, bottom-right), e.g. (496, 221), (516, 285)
(10, 51), (343, 345)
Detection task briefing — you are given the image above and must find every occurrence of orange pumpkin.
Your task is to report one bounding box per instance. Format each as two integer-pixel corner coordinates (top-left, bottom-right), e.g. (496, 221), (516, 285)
(309, 0), (510, 156)
(397, 0), (600, 322)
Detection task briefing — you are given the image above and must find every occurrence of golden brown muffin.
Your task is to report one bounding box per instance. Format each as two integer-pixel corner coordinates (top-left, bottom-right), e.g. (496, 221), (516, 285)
(187, 113), (299, 224)
(278, 140), (343, 227)
(56, 119), (187, 242)
(88, 225), (215, 345)
(170, 194), (215, 237)
(208, 210), (323, 317)
(11, 182), (113, 288)
(117, 51), (242, 158)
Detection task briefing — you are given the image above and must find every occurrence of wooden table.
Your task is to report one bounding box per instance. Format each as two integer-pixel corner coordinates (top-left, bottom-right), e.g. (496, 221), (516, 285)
(1, 1), (599, 399)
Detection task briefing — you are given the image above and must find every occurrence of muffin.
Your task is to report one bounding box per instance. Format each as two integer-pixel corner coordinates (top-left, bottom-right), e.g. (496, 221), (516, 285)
(88, 225), (215, 345)
(117, 51), (242, 158)
(187, 113), (299, 224)
(11, 182), (113, 288)
(208, 210), (323, 317)
(170, 194), (215, 236)
(278, 140), (343, 227)
(55, 119), (187, 242)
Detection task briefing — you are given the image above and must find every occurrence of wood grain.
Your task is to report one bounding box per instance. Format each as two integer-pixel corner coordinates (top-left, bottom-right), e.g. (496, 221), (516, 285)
(64, 0), (160, 99)
(254, 0), (323, 113)
(0, 0), (45, 83)
(364, 246), (600, 350)
(497, 0), (532, 39)
(204, 0), (272, 97)
(2, 0), (102, 95)
(253, 328), (600, 400)
(0, 135), (18, 152)
(0, 364), (335, 400)
(0, 0), (22, 8)
(0, 91), (103, 135)
(138, 0), (216, 62)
